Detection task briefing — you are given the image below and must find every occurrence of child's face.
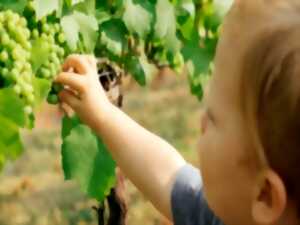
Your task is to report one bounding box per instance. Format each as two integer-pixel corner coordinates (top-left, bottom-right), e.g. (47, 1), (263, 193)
(198, 2), (260, 224)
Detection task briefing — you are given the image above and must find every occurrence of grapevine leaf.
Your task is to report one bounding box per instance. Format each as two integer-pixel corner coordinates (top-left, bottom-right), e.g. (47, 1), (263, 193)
(32, 78), (52, 106)
(74, 12), (98, 53)
(61, 11), (98, 53)
(175, 0), (195, 40)
(155, 0), (180, 53)
(61, 14), (80, 51)
(61, 115), (81, 139)
(56, 0), (65, 18)
(123, 0), (153, 38)
(0, 88), (25, 127)
(69, 0), (85, 6)
(125, 55), (146, 86)
(187, 61), (204, 100)
(33, 0), (60, 19)
(99, 19), (128, 56)
(0, 115), (23, 160)
(61, 116), (116, 201)
(0, 0), (27, 14)
(31, 38), (51, 73)
(95, 10), (111, 24)
(182, 33), (216, 100)
(214, 0), (233, 18)
(72, 0), (96, 15)
(182, 33), (215, 75)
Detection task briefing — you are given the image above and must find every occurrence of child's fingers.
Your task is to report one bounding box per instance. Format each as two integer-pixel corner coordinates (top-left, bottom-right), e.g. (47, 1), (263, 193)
(59, 90), (80, 110)
(59, 102), (75, 118)
(62, 54), (90, 74)
(56, 72), (86, 93)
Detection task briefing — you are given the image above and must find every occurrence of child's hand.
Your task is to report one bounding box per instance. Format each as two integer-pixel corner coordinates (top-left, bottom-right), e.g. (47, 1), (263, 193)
(56, 54), (112, 129)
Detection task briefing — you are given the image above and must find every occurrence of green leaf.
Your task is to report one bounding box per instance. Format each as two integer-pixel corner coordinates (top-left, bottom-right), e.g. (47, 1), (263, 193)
(30, 38), (52, 73)
(61, 11), (98, 53)
(155, 0), (180, 53)
(214, 0), (233, 18)
(69, 0), (85, 6)
(123, 0), (153, 38)
(182, 32), (216, 100)
(95, 10), (111, 24)
(0, 0), (27, 14)
(33, 0), (60, 19)
(61, 14), (80, 51)
(74, 12), (98, 53)
(0, 88), (25, 127)
(182, 33), (215, 75)
(0, 115), (23, 160)
(61, 115), (81, 139)
(32, 77), (52, 107)
(125, 55), (146, 86)
(61, 116), (116, 201)
(99, 19), (128, 56)
(175, 0), (195, 40)
(72, 0), (96, 15)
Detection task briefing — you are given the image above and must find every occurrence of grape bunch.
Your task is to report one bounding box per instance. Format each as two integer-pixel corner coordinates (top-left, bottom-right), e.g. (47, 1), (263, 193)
(30, 19), (66, 80)
(25, 1), (67, 104)
(35, 23), (66, 104)
(0, 10), (34, 115)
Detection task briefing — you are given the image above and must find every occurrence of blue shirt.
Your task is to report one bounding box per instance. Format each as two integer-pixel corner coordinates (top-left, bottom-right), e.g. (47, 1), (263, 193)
(171, 164), (225, 225)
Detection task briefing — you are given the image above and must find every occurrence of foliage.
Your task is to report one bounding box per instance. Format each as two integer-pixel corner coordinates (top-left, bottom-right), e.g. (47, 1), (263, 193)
(0, 0), (232, 201)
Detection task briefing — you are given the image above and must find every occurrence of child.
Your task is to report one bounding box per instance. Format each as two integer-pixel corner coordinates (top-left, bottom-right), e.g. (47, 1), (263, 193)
(56, 0), (300, 224)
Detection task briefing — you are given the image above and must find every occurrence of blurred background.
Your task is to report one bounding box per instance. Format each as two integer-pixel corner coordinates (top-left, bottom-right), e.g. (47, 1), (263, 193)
(0, 70), (202, 225)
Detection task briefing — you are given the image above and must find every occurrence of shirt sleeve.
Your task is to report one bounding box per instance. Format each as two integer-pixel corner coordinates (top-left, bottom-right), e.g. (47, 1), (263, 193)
(171, 164), (224, 225)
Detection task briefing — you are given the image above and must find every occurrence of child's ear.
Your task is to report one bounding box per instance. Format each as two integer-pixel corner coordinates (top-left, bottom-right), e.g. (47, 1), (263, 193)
(252, 170), (287, 224)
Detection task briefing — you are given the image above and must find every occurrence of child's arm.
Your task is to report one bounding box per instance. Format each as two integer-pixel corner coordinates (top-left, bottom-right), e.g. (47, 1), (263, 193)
(56, 55), (186, 220)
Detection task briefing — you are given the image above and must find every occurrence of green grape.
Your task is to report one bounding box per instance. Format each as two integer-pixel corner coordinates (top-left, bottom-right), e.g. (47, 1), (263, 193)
(24, 62), (31, 71)
(23, 41), (32, 51)
(53, 83), (63, 93)
(0, 51), (9, 61)
(10, 69), (18, 81)
(1, 33), (10, 45)
(24, 29), (30, 39)
(26, 93), (35, 104)
(58, 33), (65, 44)
(41, 17), (47, 24)
(20, 17), (27, 27)
(24, 105), (33, 115)
(13, 84), (21, 95)
(54, 24), (60, 32)
(23, 72), (32, 82)
(42, 24), (50, 33)
(40, 68), (51, 78)
(7, 21), (15, 32)
(27, 1), (35, 10)
(1, 68), (9, 77)
(47, 94), (59, 105)
(32, 29), (39, 38)
(12, 49), (20, 60)
(14, 61), (23, 70)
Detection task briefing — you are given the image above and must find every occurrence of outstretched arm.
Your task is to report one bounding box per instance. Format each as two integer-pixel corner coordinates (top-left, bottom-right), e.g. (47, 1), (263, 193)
(56, 55), (186, 220)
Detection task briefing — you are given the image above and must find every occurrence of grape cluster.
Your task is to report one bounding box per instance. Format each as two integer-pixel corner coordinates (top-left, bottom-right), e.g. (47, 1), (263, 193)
(31, 20), (66, 80)
(25, 1), (67, 105)
(0, 10), (34, 115)
(34, 23), (66, 104)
